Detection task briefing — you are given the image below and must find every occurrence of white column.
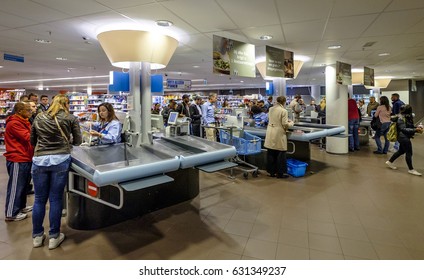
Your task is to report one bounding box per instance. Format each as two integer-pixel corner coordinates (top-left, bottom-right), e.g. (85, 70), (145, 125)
(372, 87), (381, 99)
(311, 85), (321, 101)
(272, 78), (286, 98)
(325, 65), (348, 154)
(129, 62), (142, 147)
(140, 62), (152, 144)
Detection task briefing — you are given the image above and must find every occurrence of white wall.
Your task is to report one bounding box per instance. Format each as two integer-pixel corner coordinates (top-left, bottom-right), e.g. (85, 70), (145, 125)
(381, 90), (409, 104)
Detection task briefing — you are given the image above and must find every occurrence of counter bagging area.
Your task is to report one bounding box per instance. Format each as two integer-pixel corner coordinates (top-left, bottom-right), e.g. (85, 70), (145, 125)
(67, 135), (237, 230)
(243, 122), (345, 165)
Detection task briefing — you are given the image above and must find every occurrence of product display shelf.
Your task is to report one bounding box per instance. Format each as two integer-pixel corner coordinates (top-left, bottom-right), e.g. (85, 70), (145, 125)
(104, 93), (128, 112)
(86, 95), (104, 113)
(0, 89), (26, 150)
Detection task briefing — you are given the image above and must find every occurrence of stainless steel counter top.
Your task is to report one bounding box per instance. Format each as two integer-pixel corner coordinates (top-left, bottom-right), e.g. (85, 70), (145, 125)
(71, 135), (237, 186)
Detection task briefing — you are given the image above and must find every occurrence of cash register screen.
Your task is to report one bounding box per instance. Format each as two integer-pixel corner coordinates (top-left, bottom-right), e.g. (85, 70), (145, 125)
(167, 111), (179, 125)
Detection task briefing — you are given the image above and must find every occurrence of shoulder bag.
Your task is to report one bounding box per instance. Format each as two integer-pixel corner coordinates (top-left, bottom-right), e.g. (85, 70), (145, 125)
(54, 116), (71, 152)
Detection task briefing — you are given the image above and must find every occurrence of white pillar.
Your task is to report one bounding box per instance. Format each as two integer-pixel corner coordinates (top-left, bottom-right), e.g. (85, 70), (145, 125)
(311, 85), (321, 101)
(140, 62), (151, 145)
(129, 62), (142, 147)
(325, 65), (348, 154)
(272, 78), (286, 98)
(372, 87), (381, 99)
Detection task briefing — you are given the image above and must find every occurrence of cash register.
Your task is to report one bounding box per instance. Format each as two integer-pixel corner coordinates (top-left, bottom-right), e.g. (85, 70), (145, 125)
(166, 111), (190, 136)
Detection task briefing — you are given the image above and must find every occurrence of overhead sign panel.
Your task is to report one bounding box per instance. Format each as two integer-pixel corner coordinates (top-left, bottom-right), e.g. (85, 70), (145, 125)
(336, 61), (352, 85)
(363, 66), (374, 87)
(265, 46), (294, 78)
(166, 79), (191, 90)
(4, 53), (24, 63)
(212, 35), (256, 78)
(108, 72), (163, 93)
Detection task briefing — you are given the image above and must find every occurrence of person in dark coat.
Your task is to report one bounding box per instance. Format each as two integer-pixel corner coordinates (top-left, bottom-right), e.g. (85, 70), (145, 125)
(189, 96), (203, 137)
(385, 104), (423, 176)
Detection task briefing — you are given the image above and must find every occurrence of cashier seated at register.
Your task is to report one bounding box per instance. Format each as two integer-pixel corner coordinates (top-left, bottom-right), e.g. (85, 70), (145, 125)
(89, 102), (122, 144)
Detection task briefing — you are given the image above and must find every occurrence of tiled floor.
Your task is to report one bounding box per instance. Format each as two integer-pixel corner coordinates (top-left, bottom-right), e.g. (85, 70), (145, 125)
(1, 136), (423, 260)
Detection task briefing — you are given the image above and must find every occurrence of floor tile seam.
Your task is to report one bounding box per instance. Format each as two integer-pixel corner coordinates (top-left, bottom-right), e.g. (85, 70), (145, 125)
(338, 236), (380, 260)
(276, 239), (309, 251)
(333, 223), (371, 242)
(308, 248), (345, 260)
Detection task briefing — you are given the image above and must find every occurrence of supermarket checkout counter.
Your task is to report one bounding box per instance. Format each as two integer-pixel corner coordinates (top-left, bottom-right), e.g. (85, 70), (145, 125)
(359, 116), (372, 145)
(243, 123), (345, 164)
(67, 135), (236, 230)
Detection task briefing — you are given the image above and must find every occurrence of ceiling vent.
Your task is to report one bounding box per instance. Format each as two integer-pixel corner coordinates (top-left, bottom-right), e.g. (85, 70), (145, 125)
(362, 41), (376, 48)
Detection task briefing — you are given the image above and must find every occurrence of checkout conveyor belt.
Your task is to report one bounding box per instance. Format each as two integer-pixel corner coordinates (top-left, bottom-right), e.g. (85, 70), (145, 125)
(244, 122), (345, 141)
(70, 135), (237, 187)
(67, 135), (238, 230)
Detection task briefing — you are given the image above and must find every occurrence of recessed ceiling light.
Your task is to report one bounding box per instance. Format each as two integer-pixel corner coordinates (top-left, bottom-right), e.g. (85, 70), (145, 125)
(240, 81), (244, 83)
(56, 57), (68, 61)
(193, 65), (200, 68)
(378, 52), (390, 56)
(155, 20), (173, 27)
(0, 66), (3, 68)
(259, 35), (273, 40)
(35, 39), (51, 44)
(328, 45), (342, 50)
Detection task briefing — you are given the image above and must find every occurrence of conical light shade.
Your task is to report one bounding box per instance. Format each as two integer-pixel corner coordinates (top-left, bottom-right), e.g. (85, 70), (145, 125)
(293, 60), (303, 79)
(97, 30), (178, 69)
(364, 78), (391, 89)
(256, 60), (303, 79)
(352, 72), (363, 84)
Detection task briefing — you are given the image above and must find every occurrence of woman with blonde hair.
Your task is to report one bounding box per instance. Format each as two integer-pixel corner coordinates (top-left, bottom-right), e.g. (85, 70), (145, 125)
(30, 94), (82, 249)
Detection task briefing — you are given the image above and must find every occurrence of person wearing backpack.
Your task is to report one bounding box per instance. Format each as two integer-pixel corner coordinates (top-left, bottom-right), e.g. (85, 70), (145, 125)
(385, 104), (423, 176)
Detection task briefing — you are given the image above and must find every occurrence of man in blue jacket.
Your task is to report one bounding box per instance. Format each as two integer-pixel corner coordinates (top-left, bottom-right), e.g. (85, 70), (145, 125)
(391, 93), (405, 150)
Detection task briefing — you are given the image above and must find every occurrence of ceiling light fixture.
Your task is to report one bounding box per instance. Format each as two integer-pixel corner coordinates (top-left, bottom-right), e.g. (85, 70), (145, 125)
(0, 75), (109, 84)
(56, 57), (68, 61)
(192, 65), (200, 68)
(378, 52), (390, 56)
(259, 35), (273, 40)
(0, 66), (3, 68)
(328, 45), (342, 49)
(35, 39), (51, 44)
(155, 20), (173, 27)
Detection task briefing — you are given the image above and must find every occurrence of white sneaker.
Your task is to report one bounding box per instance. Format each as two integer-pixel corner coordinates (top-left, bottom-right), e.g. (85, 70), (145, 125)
(385, 161), (397, 170)
(49, 233), (65, 250)
(5, 212), (28, 222)
(408, 170), (422, 176)
(21, 205), (33, 213)
(33, 233), (46, 248)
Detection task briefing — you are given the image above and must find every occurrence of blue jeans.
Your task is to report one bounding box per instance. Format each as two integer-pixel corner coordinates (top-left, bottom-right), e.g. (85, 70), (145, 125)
(375, 122), (390, 153)
(31, 157), (71, 238)
(348, 119), (360, 150)
(5, 161), (32, 218)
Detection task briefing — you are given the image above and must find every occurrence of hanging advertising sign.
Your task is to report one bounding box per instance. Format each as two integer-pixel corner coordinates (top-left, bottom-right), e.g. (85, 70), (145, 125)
(363, 66), (374, 87)
(212, 35), (256, 78)
(265, 46), (294, 78)
(336, 61), (352, 85)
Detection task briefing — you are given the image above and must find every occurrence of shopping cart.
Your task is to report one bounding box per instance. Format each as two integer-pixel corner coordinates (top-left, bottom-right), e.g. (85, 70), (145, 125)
(219, 128), (261, 179)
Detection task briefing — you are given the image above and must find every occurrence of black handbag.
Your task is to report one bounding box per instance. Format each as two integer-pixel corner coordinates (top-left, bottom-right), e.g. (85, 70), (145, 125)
(371, 116), (382, 130)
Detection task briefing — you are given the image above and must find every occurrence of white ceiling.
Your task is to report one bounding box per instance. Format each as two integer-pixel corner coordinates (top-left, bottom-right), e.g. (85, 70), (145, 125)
(0, 0), (423, 92)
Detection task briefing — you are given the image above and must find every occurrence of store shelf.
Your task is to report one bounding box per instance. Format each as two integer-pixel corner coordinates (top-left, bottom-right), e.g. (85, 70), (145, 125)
(0, 89), (26, 150)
